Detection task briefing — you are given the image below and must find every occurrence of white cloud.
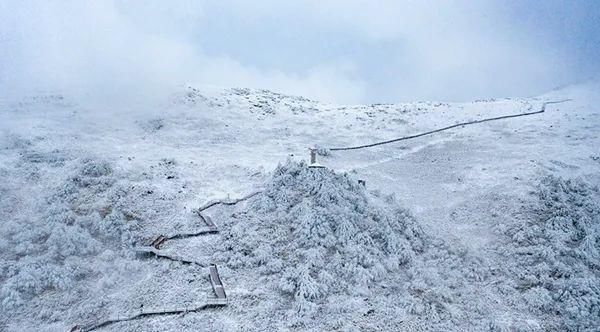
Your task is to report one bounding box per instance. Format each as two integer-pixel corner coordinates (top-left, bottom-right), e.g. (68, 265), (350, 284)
(218, 0), (572, 101)
(0, 1), (365, 104)
(0, 0), (591, 104)
(195, 57), (365, 103)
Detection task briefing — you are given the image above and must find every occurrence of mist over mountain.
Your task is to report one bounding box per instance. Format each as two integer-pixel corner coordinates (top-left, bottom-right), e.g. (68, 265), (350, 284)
(1, 2), (600, 331)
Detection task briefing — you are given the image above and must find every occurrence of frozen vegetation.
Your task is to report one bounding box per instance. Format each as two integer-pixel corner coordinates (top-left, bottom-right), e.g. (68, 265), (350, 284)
(0, 155), (135, 320)
(203, 161), (600, 331)
(200, 160), (504, 330)
(216, 160), (425, 319)
(0, 83), (599, 330)
(495, 176), (600, 331)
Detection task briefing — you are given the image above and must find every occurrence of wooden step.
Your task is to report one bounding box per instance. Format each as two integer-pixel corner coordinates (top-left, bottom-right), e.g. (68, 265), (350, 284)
(150, 235), (167, 249)
(209, 264), (227, 300)
(203, 214), (218, 232)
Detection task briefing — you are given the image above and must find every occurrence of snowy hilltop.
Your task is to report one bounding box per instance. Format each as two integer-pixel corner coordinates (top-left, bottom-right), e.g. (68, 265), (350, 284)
(1, 82), (599, 331)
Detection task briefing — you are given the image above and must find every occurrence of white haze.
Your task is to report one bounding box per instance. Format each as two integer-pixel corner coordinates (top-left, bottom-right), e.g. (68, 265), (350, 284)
(0, 0), (597, 104)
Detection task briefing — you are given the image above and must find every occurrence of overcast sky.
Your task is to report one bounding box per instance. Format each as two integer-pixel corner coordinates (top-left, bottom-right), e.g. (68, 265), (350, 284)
(1, 1), (599, 104)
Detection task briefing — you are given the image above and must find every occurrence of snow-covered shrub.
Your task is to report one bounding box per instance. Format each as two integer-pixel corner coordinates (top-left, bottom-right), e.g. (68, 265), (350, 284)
(215, 160), (425, 318)
(139, 117), (165, 133)
(0, 158), (133, 312)
(19, 149), (70, 167)
(0, 134), (32, 150)
(498, 175), (600, 331)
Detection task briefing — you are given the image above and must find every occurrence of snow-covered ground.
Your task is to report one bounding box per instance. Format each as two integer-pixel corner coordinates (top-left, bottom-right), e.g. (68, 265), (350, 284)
(0, 82), (599, 331)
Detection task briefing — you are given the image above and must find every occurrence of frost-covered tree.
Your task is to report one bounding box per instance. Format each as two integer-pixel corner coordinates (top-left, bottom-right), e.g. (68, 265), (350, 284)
(215, 160), (426, 321)
(0, 158), (132, 312)
(498, 175), (600, 331)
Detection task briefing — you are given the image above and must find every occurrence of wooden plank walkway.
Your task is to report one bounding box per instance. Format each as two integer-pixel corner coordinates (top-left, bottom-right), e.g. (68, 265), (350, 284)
(135, 246), (207, 267)
(74, 202), (233, 331)
(209, 264), (227, 300)
(74, 300), (227, 332)
(199, 213), (219, 232)
(150, 235), (167, 249)
(73, 265), (228, 332)
(165, 228), (218, 241)
(147, 211), (219, 250)
(198, 191), (262, 212)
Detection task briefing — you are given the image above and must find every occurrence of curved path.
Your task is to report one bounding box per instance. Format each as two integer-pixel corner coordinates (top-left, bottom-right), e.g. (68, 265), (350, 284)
(74, 192), (263, 331)
(74, 208), (237, 331)
(326, 99), (572, 151)
(198, 191), (263, 212)
(74, 299), (227, 332)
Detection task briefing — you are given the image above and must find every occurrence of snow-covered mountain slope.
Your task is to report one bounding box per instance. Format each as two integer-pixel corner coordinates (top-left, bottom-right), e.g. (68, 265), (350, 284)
(0, 82), (599, 331)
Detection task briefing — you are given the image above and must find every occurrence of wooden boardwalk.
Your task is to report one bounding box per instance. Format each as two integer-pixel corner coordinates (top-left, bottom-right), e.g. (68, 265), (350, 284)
(198, 213), (219, 232)
(73, 265), (228, 332)
(209, 264), (227, 301)
(134, 246), (207, 267)
(148, 211), (219, 250)
(74, 204), (232, 331)
(197, 191), (262, 212)
(150, 235), (167, 249)
(74, 300), (227, 332)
